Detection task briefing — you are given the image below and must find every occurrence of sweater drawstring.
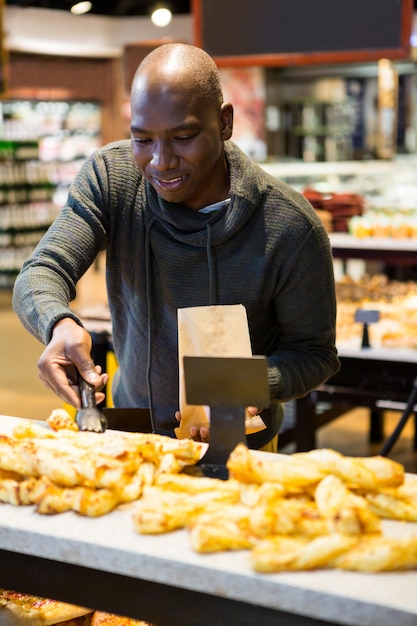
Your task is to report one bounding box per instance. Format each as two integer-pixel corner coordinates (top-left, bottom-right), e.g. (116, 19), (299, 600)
(206, 222), (216, 305)
(145, 217), (217, 433)
(145, 215), (157, 433)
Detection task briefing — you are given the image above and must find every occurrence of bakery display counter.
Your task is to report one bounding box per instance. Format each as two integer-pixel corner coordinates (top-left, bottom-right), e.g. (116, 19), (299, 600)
(1, 414), (417, 626)
(280, 269), (417, 454)
(285, 346), (417, 453)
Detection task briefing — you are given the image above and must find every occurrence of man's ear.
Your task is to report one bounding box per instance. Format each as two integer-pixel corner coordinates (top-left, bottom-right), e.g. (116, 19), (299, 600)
(220, 102), (233, 140)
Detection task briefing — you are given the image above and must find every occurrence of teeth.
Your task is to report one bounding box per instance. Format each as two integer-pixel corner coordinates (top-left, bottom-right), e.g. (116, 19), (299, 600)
(159, 177), (182, 184)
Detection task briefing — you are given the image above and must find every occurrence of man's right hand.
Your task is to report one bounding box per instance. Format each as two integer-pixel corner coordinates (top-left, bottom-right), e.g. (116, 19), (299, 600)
(37, 318), (109, 408)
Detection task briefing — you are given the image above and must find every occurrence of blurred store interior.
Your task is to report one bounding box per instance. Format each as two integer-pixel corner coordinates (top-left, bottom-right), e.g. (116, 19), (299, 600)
(1, 0), (417, 469)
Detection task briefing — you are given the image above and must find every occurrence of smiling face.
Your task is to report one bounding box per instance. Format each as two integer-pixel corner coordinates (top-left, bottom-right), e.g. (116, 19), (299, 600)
(130, 45), (233, 211)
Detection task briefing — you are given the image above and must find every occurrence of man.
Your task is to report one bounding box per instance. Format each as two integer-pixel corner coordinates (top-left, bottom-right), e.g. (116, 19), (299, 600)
(13, 43), (339, 450)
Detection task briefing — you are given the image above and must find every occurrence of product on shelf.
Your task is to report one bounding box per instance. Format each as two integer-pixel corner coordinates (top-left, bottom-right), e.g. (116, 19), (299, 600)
(303, 188), (365, 232)
(349, 210), (417, 239)
(0, 100), (102, 290)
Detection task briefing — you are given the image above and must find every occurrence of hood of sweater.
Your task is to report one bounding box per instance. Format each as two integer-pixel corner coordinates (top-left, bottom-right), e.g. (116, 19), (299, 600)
(143, 141), (268, 247)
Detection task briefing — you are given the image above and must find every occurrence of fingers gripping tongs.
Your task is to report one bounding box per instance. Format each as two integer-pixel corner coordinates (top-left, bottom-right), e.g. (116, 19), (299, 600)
(76, 376), (108, 433)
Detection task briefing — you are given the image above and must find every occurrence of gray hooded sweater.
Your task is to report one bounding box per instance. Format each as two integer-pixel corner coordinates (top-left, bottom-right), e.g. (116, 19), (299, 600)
(13, 140), (340, 446)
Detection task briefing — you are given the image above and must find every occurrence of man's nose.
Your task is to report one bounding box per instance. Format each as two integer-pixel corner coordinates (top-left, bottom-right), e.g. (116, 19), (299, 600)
(151, 141), (177, 169)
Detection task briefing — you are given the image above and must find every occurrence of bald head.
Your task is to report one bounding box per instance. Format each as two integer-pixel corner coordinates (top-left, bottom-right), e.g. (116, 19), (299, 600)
(131, 43), (224, 111)
(129, 43), (233, 210)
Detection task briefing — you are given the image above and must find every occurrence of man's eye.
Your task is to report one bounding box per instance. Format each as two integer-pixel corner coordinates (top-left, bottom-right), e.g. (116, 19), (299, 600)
(133, 137), (151, 144)
(175, 135), (194, 141)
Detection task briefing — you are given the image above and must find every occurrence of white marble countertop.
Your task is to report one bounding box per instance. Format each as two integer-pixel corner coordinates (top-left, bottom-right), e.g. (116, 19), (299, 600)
(1, 415), (417, 625)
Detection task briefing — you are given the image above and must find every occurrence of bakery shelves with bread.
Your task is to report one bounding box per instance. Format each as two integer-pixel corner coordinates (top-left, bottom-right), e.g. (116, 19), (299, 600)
(288, 253), (417, 451)
(288, 244), (417, 452)
(261, 157), (417, 334)
(260, 157), (417, 452)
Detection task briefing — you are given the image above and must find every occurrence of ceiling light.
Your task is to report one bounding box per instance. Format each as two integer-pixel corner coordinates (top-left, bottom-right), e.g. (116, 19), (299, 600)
(71, 1), (92, 15)
(151, 7), (172, 27)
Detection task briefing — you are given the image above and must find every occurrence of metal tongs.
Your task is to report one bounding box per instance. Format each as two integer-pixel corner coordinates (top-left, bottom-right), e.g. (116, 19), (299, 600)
(76, 375), (108, 433)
